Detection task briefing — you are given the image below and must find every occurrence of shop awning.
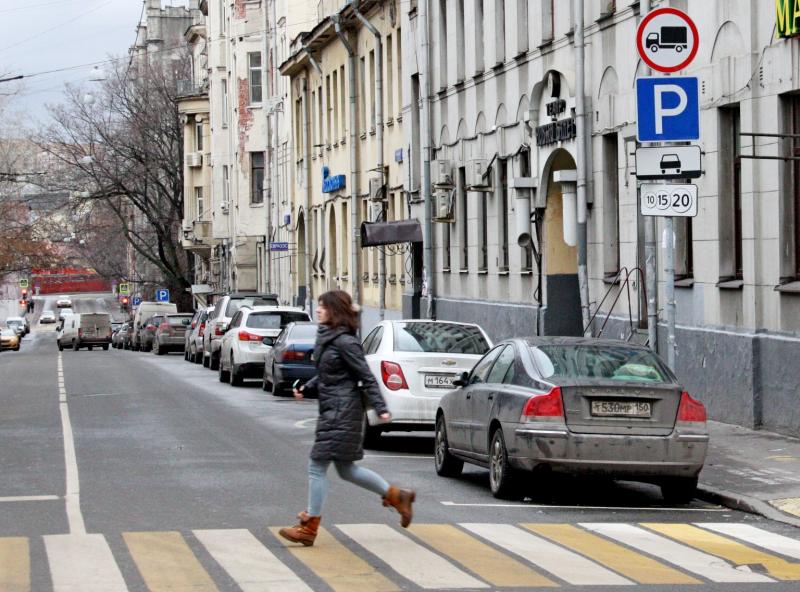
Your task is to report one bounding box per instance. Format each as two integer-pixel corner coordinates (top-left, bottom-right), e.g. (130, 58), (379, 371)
(360, 220), (423, 247)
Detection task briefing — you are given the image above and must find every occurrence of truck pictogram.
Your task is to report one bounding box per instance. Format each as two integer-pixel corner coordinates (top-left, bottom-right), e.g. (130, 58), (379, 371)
(646, 26), (688, 52)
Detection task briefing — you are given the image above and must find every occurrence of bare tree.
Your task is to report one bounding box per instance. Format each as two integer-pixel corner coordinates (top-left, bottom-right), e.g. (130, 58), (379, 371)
(35, 55), (192, 306)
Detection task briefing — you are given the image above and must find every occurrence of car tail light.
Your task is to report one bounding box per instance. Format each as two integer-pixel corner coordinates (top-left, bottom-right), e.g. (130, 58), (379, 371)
(521, 386), (564, 419)
(282, 348), (306, 362)
(214, 324), (225, 336)
(198, 322), (206, 337)
(146, 324), (156, 331)
(191, 320), (197, 329)
(677, 391), (707, 423)
(381, 361), (408, 391)
(238, 330), (263, 342)
(78, 329), (83, 338)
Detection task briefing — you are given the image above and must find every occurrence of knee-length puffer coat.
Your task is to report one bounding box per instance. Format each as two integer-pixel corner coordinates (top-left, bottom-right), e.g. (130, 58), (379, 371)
(304, 324), (388, 462)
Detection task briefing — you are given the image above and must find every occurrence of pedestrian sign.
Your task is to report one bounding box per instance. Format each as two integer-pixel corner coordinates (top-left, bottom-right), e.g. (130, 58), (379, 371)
(636, 7), (699, 73)
(636, 77), (699, 142)
(156, 288), (170, 303)
(19, 279), (29, 289)
(119, 283), (130, 294)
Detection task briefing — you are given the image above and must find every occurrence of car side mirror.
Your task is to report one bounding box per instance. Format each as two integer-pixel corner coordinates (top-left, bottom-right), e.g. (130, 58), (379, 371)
(262, 336), (276, 347)
(453, 371), (470, 387)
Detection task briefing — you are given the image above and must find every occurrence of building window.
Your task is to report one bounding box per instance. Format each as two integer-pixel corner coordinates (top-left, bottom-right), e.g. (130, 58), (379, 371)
(341, 202), (349, 275)
(787, 94), (800, 279)
(386, 34), (394, 118)
(295, 97), (303, 159)
(542, 0), (554, 43)
(515, 0), (528, 56)
(439, 0), (448, 89)
(218, 0), (225, 35)
(251, 152), (265, 204)
(317, 85), (323, 153)
(248, 52), (262, 104)
(602, 133), (619, 277)
(478, 192), (488, 272)
(495, 0), (506, 65)
(359, 57), (367, 132)
(675, 217), (694, 280)
(718, 106), (742, 280)
(369, 49), (376, 131)
(498, 159), (509, 271)
(443, 213), (451, 271)
(325, 75), (332, 146)
(332, 70), (339, 141)
(311, 89), (317, 151)
(396, 30), (402, 117)
(458, 167), (468, 270)
(195, 118), (203, 152)
(474, 0), (484, 73)
(195, 187), (204, 219)
(340, 65), (346, 137)
(519, 152), (533, 271)
(221, 80), (228, 127)
(222, 165), (230, 208)
(456, 0), (465, 82)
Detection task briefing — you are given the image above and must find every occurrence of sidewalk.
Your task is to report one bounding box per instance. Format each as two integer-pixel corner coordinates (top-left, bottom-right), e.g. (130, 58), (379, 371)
(697, 421), (800, 528)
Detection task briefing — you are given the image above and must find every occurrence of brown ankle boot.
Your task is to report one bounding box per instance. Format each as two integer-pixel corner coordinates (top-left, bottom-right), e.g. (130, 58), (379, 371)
(278, 511), (321, 546)
(382, 486), (416, 527)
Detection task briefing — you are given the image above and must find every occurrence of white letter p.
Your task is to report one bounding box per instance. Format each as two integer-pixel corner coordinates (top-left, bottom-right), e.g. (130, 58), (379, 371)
(654, 84), (687, 135)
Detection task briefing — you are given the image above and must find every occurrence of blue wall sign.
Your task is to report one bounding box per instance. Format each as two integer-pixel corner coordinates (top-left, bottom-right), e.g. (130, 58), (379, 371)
(269, 242), (289, 252)
(132, 296), (142, 306)
(395, 148), (403, 163)
(322, 166), (346, 193)
(636, 76), (699, 142)
(156, 288), (170, 302)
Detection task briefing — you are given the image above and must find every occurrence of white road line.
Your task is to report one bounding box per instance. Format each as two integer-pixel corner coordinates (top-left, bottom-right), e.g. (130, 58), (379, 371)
(57, 352), (86, 535)
(194, 529), (312, 592)
(462, 523), (633, 586)
(581, 523), (774, 583)
(697, 523), (800, 561)
(338, 523), (488, 589)
(441, 501), (726, 511)
(44, 534), (128, 592)
(0, 495), (60, 502)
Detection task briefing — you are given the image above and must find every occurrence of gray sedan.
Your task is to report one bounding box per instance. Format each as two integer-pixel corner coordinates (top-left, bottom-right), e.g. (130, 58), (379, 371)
(434, 337), (708, 503)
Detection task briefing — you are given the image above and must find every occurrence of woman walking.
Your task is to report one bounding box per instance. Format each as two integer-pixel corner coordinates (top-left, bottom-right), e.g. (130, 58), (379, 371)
(278, 290), (415, 547)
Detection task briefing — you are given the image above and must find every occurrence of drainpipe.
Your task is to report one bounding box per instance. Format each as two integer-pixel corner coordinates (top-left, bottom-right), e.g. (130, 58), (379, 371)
(271, 0), (281, 301)
(333, 12), (361, 311)
(301, 75), (313, 312)
(419, 0), (435, 319)
(642, 0), (658, 352)
(353, 5), (385, 321)
(574, 0), (590, 335)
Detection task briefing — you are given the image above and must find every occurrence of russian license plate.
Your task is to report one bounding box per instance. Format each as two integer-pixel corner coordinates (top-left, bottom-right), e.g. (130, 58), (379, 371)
(424, 374), (456, 389)
(591, 400), (652, 418)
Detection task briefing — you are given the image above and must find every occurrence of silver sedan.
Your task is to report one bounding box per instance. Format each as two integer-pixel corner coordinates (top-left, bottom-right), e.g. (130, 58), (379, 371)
(434, 337), (708, 503)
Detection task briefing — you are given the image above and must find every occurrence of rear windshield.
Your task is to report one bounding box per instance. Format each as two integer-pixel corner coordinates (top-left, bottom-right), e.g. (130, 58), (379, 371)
(289, 324), (318, 340)
(530, 345), (670, 383)
(226, 296), (279, 317)
(393, 322), (490, 355)
(168, 315), (193, 327)
(246, 311), (310, 329)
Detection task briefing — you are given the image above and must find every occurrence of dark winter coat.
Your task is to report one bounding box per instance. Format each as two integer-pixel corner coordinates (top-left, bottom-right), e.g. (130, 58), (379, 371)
(304, 325), (388, 461)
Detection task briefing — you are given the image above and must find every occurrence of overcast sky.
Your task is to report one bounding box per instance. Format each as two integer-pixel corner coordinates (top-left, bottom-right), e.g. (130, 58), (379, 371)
(0, 0), (189, 125)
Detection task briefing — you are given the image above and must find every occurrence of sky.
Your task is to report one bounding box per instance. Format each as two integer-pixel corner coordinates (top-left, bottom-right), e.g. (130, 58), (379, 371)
(0, 0), (189, 125)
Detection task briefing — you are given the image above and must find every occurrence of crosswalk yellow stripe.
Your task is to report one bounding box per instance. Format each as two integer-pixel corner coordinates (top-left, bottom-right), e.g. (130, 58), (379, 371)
(523, 523), (700, 585)
(0, 538), (29, 592)
(408, 524), (558, 588)
(643, 523), (800, 581)
(269, 527), (398, 592)
(123, 532), (218, 592)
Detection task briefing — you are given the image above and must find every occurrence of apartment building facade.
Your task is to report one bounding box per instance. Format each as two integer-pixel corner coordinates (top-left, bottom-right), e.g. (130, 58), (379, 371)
(400, 0), (800, 435)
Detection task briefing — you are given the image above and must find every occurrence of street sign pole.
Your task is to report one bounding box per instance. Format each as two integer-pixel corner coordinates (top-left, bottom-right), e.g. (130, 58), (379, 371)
(664, 216), (676, 369)
(642, 0), (658, 355)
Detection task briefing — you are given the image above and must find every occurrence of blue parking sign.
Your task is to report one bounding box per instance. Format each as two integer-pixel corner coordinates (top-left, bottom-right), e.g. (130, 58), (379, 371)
(156, 289), (170, 302)
(636, 77), (699, 142)
(132, 297), (142, 306)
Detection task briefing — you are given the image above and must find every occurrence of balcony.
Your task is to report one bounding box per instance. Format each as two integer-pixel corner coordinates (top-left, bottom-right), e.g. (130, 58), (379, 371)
(177, 80), (207, 99)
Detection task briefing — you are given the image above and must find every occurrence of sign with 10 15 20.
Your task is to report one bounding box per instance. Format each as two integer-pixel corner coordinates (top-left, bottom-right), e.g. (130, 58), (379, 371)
(640, 183), (697, 217)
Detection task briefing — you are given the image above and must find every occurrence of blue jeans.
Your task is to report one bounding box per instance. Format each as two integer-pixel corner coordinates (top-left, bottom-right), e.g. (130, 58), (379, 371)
(307, 459), (390, 516)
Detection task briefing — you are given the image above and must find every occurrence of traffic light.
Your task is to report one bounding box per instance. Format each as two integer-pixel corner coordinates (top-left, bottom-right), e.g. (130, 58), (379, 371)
(121, 297), (129, 306)
(21, 288), (28, 300)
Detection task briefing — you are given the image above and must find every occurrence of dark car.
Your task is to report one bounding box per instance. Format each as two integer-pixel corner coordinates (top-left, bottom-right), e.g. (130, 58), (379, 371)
(137, 314), (166, 352)
(153, 313), (193, 355)
(262, 321), (318, 396)
(112, 323), (130, 349)
(434, 337), (708, 503)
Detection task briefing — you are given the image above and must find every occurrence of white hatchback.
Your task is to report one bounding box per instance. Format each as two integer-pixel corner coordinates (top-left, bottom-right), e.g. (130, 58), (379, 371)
(361, 320), (492, 445)
(218, 306), (311, 386)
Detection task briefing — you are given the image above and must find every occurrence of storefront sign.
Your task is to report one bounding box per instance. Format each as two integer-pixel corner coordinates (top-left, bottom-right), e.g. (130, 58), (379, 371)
(535, 117), (577, 146)
(322, 166), (346, 193)
(777, 0), (800, 38)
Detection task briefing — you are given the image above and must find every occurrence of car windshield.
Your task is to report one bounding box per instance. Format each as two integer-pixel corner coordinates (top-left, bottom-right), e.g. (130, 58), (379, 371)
(225, 297), (278, 317)
(168, 315), (193, 326)
(246, 311), (309, 329)
(393, 322), (490, 355)
(530, 345), (670, 383)
(7, 321), (21, 326)
(1, 329), (14, 337)
(289, 324), (318, 340)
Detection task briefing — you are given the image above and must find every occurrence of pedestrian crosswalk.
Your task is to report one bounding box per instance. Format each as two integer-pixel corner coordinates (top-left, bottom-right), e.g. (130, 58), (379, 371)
(3, 521), (800, 591)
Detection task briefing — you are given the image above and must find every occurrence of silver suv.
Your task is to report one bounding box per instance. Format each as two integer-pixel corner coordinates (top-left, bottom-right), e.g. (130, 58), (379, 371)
(203, 293), (279, 370)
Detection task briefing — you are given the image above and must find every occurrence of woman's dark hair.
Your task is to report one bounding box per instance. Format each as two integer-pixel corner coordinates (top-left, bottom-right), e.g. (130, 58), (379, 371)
(318, 290), (359, 333)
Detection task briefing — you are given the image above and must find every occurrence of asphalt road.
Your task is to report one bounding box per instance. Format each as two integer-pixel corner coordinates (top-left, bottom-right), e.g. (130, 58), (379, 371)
(3, 294), (800, 591)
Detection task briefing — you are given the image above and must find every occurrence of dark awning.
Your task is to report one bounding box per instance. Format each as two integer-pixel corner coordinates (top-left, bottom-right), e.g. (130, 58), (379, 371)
(360, 219), (423, 247)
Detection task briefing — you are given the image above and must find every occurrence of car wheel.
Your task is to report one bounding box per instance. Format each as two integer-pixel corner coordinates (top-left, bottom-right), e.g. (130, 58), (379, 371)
(434, 414), (464, 478)
(58, 341), (63, 352)
(489, 427), (516, 499)
(230, 356), (243, 387)
(155, 344), (164, 355)
(261, 369), (271, 391)
(14, 346), (20, 351)
(202, 353), (210, 368)
(270, 364), (284, 396)
(218, 356), (230, 382)
(102, 344), (109, 351)
(88, 346), (93, 351)
(661, 477), (698, 504)
(210, 352), (220, 371)
(362, 415), (382, 449)
(184, 349), (189, 361)
(194, 349), (202, 364)
(72, 340), (79, 351)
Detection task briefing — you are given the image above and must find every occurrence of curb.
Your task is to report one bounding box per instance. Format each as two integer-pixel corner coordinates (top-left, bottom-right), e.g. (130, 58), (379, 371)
(697, 484), (800, 529)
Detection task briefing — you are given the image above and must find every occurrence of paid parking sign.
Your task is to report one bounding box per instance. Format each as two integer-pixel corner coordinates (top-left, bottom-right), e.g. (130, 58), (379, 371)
(156, 288), (170, 303)
(636, 77), (699, 142)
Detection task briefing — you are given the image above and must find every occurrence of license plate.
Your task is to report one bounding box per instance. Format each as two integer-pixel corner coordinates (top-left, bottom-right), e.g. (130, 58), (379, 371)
(424, 374), (456, 389)
(591, 400), (652, 418)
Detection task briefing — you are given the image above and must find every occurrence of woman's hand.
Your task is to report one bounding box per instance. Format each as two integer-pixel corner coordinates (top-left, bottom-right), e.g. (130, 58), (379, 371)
(378, 412), (391, 422)
(293, 385), (304, 400)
